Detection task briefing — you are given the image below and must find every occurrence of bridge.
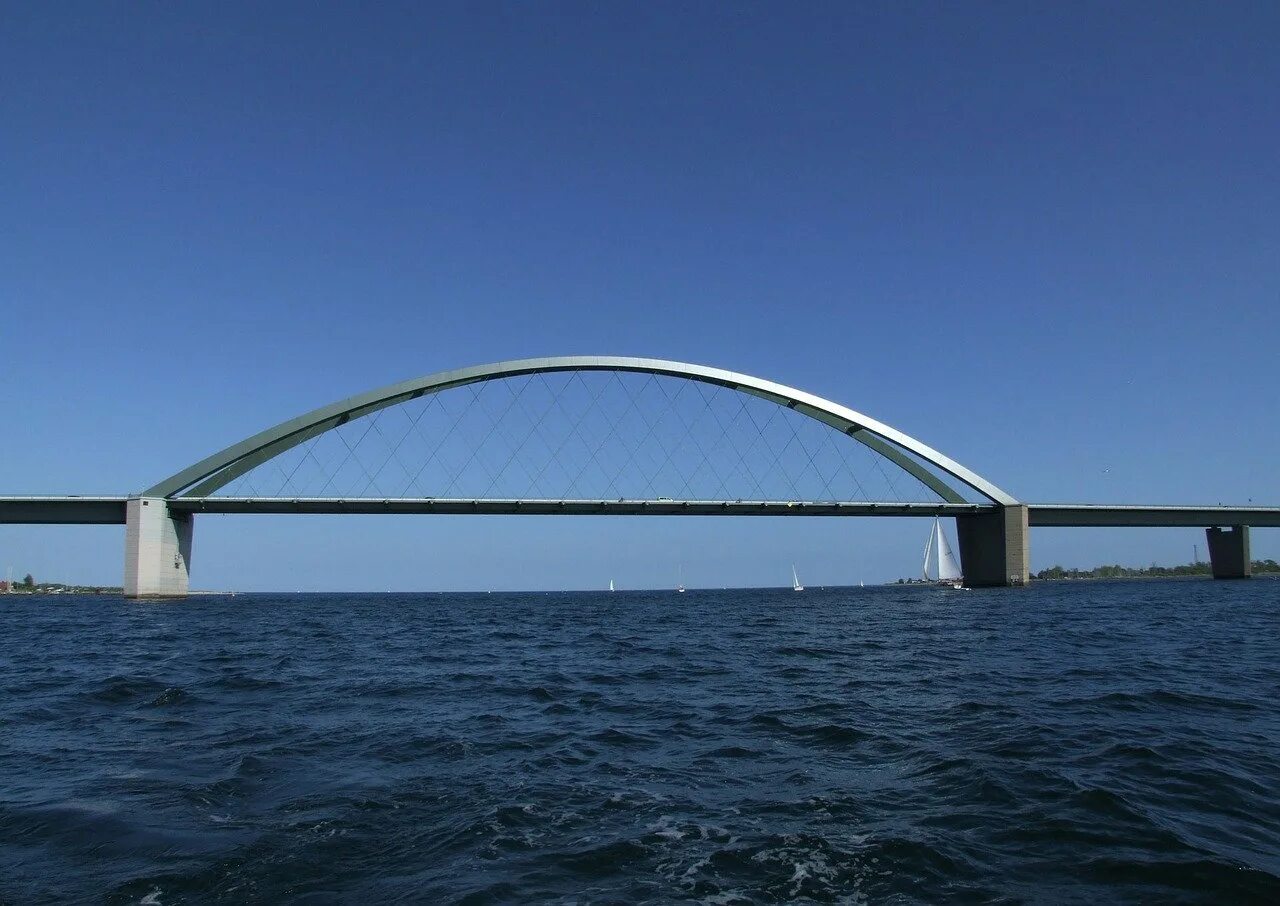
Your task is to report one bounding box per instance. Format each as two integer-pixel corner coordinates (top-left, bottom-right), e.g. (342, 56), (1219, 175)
(2, 356), (1275, 596)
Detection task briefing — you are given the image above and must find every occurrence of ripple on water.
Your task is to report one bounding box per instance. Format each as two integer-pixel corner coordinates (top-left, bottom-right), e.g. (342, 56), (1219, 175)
(1, 583), (1278, 902)
(144, 687), (195, 708)
(82, 674), (168, 705)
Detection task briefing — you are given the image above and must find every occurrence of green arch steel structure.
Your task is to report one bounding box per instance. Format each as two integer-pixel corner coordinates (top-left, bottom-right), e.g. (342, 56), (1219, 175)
(145, 355), (1020, 506)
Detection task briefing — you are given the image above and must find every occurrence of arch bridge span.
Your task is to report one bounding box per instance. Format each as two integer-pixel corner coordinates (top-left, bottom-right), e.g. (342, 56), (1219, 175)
(145, 356), (1019, 506)
(1, 356), (1272, 596)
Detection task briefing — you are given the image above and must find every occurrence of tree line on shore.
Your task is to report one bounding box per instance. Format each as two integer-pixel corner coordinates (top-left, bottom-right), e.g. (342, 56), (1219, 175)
(0, 573), (36, 592)
(1034, 559), (1280, 580)
(892, 558), (1280, 583)
(1, 574), (123, 594)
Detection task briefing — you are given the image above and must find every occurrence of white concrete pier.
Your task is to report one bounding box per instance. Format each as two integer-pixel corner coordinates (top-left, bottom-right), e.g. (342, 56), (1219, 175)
(123, 497), (193, 598)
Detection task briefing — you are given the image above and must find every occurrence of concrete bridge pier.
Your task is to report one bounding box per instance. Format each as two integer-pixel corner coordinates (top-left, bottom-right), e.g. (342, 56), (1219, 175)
(124, 497), (193, 598)
(955, 505), (1029, 588)
(1205, 525), (1251, 579)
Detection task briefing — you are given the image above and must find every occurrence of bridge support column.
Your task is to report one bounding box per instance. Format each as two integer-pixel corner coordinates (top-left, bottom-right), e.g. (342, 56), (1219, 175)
(124, 498), (193, 598)
(1205, 526), (1250, 579)
(955, 505), (1029, 588)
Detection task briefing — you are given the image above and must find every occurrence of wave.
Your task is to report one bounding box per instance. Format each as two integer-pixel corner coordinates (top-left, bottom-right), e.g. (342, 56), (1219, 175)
(3, 583), (1279, 902)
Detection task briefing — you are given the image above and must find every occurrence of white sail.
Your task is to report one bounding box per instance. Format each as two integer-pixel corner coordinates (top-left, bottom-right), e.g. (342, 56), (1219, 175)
(922, 517), (962, 582)
(922, 520), (937, 580)
(609, 579), (614, 592)
(792, 564), (804, 591)
(936, 523), (962, 581)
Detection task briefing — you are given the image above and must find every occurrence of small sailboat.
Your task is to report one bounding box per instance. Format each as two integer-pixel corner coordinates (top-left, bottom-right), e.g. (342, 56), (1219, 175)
(792, 564), (804, 592)
(676, 564), (685, 593)
(922, 517), (963, 588)
(609, 579), (615, 592)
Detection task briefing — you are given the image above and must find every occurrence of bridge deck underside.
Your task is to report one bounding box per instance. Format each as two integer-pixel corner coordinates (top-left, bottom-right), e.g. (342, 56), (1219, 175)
(3, 497), (1280, 526)
(168, 498), (995, 517)
(1026, 505), (1280, 528)
(0, 498), (128, 524)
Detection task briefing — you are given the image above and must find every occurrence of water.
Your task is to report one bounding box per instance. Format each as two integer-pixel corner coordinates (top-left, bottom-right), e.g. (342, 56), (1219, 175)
(2, 581), (1278, 904)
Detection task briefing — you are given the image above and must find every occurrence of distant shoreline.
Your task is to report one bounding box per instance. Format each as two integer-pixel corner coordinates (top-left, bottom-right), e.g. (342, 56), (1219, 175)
(1030, 559), (1279, 582)
(4, 570), (1278, 597)
(1, 584), (123, 596)
(1031, 573), (1277, 582)
(893, 558), (1280, 585)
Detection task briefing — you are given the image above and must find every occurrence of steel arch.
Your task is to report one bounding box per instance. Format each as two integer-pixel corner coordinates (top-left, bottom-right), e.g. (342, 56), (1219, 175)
(144, 356), (1019, 505)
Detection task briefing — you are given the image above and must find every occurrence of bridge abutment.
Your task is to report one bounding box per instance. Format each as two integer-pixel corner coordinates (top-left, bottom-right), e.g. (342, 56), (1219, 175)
(124, 498), (193, 598)
(956, 505), (1029, 588)
(1205, 525), (1250, 579)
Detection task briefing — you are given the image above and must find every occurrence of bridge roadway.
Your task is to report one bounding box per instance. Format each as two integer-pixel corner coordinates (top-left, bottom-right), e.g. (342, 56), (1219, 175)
(3, 496), (1280, 527)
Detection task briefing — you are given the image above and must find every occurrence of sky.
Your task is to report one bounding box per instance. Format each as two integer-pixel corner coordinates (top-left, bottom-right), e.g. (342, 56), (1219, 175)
(2, 1), (1277, 590)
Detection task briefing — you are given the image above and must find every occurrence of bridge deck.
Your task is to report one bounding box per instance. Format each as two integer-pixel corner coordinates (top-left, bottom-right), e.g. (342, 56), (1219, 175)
(166, 498), (996, 517)
(1027, 504), (1280, 528)
(0, 497), (129, 524)
(3, 496), (1280, 526)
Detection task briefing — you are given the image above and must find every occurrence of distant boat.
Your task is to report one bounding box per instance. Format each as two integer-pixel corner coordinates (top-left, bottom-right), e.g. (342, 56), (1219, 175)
(922, 517), (963, 588)
(859, 580), (864, 588)
(792, 564), (804, 592)
(676, 564), (685, 593)
(609, 579), (615, 592)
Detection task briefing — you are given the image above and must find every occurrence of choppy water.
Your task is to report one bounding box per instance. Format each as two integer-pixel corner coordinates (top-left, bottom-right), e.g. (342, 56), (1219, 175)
(2, 580), (1278, 904)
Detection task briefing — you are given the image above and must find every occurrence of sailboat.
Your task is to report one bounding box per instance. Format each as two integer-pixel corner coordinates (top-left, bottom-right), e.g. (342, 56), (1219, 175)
(922, 517), (963, 588)
(609, 579), (615, 592)
(676, 564), (685, 593)
(791, 564), (804, 592)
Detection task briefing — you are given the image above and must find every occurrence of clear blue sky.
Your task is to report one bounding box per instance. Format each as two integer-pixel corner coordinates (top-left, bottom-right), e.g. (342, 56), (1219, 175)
(3, 2), (1277, 589)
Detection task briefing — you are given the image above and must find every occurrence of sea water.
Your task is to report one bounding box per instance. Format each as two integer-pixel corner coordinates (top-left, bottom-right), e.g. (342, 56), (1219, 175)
(1, 580), (1277, 903)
